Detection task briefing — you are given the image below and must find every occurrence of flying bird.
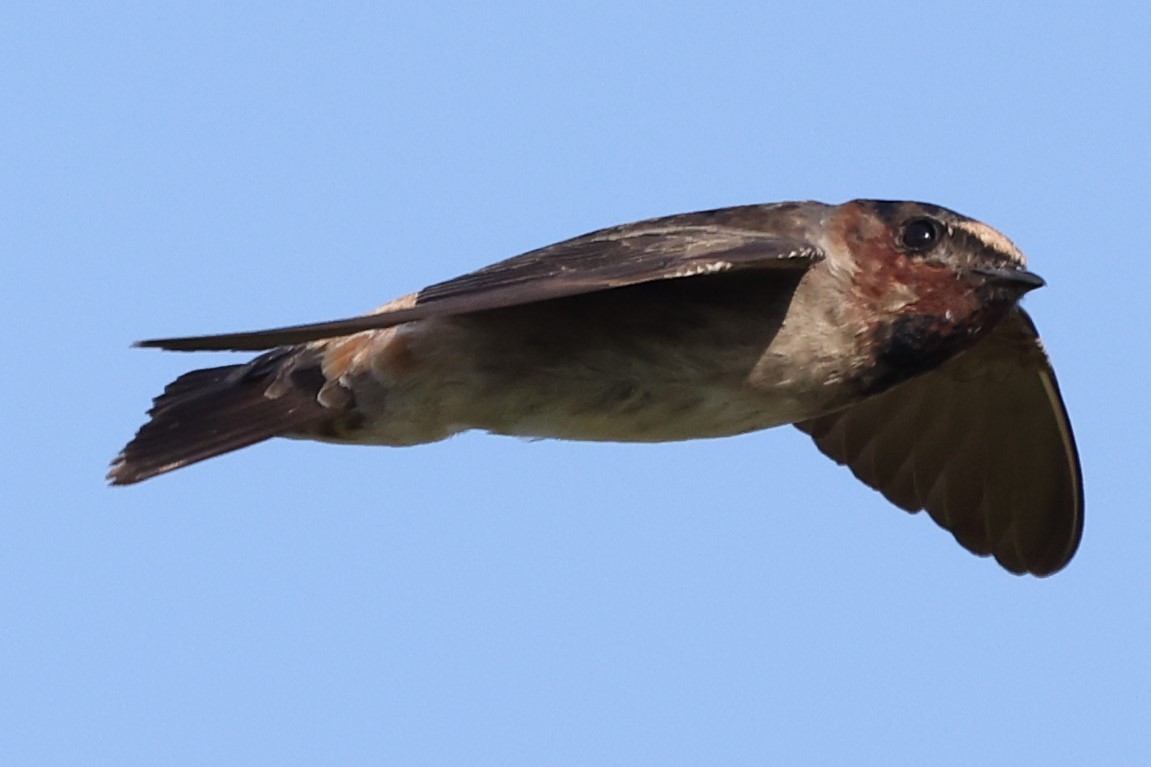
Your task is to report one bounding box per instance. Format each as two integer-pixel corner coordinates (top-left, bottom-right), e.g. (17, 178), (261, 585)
(109, 200), (1083, 576)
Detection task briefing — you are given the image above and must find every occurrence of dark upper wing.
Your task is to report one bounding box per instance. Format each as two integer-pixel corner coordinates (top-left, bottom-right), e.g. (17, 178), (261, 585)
(796, 309), (1083, 576)
(137, 213), (821, 352)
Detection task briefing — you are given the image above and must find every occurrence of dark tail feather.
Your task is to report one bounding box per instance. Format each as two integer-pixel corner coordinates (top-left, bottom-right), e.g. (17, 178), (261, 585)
(108, 350), (332, 485)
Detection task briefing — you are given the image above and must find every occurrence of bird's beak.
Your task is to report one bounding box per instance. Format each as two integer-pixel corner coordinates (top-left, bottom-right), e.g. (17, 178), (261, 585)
(970, 266), (1046, 292)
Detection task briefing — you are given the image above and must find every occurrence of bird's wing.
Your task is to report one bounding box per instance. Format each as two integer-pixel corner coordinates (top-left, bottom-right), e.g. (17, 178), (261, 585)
(796, 309), (1082, 576)
(137, 218), (821, 352)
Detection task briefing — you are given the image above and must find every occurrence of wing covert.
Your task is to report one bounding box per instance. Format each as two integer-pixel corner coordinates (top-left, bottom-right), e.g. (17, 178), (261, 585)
(138, 214), (821, 352)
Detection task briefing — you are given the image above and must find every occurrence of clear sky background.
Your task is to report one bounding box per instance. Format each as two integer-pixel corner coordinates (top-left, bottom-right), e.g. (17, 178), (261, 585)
(4, 2), (1149, 765)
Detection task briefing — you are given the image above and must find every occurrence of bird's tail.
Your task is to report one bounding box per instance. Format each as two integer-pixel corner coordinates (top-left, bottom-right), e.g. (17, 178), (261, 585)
(108, 348), (335, 485)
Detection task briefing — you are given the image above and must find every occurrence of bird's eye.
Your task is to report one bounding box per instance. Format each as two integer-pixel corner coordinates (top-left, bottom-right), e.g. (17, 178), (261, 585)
(899, 217), (943, 252)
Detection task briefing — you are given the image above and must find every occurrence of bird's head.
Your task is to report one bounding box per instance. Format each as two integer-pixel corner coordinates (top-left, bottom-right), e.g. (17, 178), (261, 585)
(822, 199), (1044, 393)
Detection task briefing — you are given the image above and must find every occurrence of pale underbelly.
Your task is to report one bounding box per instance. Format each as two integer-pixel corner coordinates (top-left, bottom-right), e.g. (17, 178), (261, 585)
(334, 368), (838, 447)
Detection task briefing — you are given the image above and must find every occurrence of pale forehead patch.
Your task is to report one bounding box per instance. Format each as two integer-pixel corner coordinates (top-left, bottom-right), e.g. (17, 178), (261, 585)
(954, 220), (1027, 266)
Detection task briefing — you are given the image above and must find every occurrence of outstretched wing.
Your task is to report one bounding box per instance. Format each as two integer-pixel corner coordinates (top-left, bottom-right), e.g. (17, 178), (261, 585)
(796, 309), (1083, 576)
(138, 212), (821, 352)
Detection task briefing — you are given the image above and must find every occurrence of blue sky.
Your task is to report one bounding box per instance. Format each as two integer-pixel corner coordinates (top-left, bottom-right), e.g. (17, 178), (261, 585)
(4, 2), (1149, 764)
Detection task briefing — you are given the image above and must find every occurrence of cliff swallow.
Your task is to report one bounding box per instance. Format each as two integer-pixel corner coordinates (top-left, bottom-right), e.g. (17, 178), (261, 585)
(109, 200), (1082, 576)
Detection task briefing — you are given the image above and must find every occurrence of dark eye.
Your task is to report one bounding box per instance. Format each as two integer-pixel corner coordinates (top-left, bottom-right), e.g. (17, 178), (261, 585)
(899, 217), (943, 252)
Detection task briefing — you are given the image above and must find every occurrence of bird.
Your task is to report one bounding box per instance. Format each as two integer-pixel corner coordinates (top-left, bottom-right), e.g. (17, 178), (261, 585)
(109, 199), (1082, 576)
